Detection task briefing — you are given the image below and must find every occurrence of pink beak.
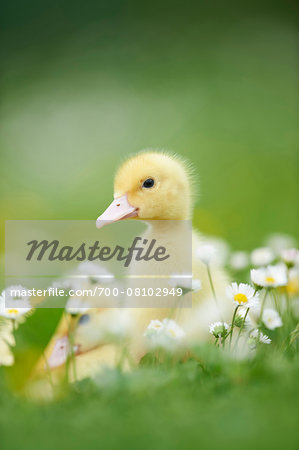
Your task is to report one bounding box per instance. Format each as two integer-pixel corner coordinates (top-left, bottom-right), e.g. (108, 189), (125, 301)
(96, 194), (138, 229)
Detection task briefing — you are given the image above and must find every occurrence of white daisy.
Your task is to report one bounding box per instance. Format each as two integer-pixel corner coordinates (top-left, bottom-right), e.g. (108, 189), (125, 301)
(162, 319), (185, 339)
(169, 273), (201, 292)
(226, 282), (260, 308)
(51, 277), (85, 293)
(146, 319), (164, 333)
(280, 248), (299, 268)
(51, 279), (73, 290)
(229, 251), (249, 270)
(251, 247), (274, 267)
(262, 308), (282, 330)
(251, 264), (288, 288)
(209, 321), (229, 338)
(77, 261), (114, 284)
(199, 237), (230, 266)
(265, 233), (297, 254)
(66, 297), (91, 315)
(0, 307), (32, 320)
(192, 279), (202, 292)
(234, 308), (252, 328)
(250, 329), (271, 344)
(0, 286), (32, 319)
(169, 273), (191, 290)
(2, 285), (29, 305)
(144, 318), (185, 349)
(196, 244), (217, 265)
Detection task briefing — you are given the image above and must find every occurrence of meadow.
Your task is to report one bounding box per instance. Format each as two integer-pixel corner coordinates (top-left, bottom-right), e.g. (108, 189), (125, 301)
(1, 1), (298, 449)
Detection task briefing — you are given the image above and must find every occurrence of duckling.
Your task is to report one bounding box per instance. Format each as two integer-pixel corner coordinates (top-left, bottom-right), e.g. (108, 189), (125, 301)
(43, 151), (231, 383)
(96, 151), (232, 355)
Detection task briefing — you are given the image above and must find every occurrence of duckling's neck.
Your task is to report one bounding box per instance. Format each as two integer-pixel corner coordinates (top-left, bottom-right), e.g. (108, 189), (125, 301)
(143, 219), (192, 242)
(139, 220), (192, 275)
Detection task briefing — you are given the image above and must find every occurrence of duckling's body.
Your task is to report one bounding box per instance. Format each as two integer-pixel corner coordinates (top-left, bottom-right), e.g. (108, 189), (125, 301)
(95, 151), (231, 358)
(44, 151), (231, 381)
(126, 226), (230, 359)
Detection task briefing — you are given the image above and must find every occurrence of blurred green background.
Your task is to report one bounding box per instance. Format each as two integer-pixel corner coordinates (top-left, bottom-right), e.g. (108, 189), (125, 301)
(1, 0), (298, 256)
(1, 2), (299, 449)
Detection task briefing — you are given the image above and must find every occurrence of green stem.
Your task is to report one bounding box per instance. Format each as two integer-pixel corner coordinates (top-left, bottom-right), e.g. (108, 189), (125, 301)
(206, 264), (217, 304)
(229, 305), (240, 347)
(234, 307), (249, 350)
(284, 289), (294, 320)
(64, 312), (78, 383)
(258, 289), (269, 324)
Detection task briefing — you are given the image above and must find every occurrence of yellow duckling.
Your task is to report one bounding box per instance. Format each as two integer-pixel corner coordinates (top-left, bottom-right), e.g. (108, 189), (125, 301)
(96, 151), (231, 354)
(43, 151), (231, 383)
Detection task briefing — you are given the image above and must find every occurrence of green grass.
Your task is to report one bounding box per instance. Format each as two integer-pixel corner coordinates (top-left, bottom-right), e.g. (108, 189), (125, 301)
(1, 2), (298, 449)
(1, 347), (299, 450)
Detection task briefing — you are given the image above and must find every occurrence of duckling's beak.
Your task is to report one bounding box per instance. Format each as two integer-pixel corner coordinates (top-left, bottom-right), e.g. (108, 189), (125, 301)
(96, 194), (138, 229)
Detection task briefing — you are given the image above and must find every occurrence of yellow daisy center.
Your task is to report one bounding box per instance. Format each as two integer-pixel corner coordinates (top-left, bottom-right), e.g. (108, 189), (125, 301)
(234, 293), (248, 304)
(265, 276), (275, 283)
(168, 328), (177, 337)
(7, 309), (19, 315)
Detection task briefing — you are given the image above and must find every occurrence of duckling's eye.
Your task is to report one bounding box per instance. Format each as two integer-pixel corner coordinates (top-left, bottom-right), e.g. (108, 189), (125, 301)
(142, 178), (155, 189)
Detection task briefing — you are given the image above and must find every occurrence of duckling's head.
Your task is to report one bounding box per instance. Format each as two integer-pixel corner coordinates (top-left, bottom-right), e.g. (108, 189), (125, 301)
(96, 151), (195, 228)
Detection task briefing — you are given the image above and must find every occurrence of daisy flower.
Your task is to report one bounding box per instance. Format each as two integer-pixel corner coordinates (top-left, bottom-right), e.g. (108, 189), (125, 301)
(51, 279), (73, 290)
(2, 285), (29, 305)
(201, 237), (230, 266)
(0, 286), (32, 319)
(163, 319), (185, 339)
(229, 251), (249, 271)
(191, 279), (202, 292)
(77, 261), (114, 284)
(144, 318), (185, 349)
(196, 244), (217, 265)
(251, 247), (274, 267)
(145, 319), (164, 333)
(262, 308), (282, 330)
(265, 233), (297, 254)
(234, 308), (252, 328)
(209, 321), (229, 338)
(250, 329), (271, 344)
(169, 273), (202, 293)
(66, 297), (91, 315)
(0, 300), (32, 319)
(251, 264), (288, 288)
(226, 282), (260, 308)
(280, 248), (299, 268)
